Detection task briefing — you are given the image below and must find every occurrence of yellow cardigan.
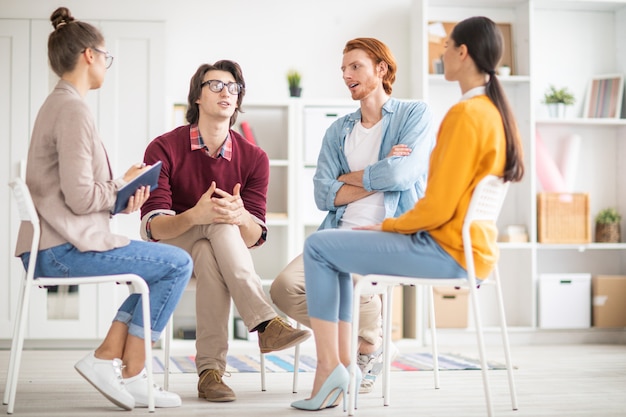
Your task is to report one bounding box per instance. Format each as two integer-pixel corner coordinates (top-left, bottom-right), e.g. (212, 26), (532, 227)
(382, 95), (506, 278)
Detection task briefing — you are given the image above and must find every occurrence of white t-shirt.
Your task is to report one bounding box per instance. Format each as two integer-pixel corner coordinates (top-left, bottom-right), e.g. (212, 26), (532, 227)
(339, 120), (385, 229)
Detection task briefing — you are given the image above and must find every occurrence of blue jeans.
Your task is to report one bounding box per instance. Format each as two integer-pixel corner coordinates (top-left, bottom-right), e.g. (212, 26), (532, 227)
(21, 240), (192, 342)
(303, 229), (466, 323)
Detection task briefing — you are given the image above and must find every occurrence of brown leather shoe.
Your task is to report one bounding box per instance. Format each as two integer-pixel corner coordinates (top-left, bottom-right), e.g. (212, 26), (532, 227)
(198, 369), (236, 402)
(258, 317), (311, 354)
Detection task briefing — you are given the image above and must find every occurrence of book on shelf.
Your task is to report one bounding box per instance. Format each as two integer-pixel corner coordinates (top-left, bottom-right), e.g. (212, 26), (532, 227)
(239, 121), (257, 146)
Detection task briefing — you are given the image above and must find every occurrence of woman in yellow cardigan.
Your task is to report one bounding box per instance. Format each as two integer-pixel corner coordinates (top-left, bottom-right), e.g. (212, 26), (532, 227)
(292, 16), (525, 411)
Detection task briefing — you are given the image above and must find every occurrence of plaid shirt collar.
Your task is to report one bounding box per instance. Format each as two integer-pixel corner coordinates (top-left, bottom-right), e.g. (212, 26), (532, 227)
(189, 123), (232, 161)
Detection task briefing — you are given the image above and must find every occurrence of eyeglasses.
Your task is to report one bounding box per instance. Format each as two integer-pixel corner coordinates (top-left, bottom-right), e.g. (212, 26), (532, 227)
(200, 79), (243, 95)
(92, 47), (114, 69)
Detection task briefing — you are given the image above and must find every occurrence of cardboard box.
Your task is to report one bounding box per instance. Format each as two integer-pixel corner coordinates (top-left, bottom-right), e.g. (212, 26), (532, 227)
(539, 273), (591, 329)
(432, 286), (469, 328)
(592, 275), (626, 328)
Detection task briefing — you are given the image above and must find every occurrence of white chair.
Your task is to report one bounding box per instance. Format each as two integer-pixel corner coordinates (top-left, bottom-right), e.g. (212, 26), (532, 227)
(348, 175), (518, 416)
(3, 178), (156, 414)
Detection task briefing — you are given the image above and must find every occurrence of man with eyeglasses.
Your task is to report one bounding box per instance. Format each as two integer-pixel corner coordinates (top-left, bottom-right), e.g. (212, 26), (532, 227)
(140, 61), (310, 403)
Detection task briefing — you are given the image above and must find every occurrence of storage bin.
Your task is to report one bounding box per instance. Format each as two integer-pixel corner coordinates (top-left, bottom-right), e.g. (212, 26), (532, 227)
(303, 106), (354, 165)
(539, 273), (591, 329)
(431, 286), (469, 328)
(537, 192), (590, 243)
(592, 275), (626, 328)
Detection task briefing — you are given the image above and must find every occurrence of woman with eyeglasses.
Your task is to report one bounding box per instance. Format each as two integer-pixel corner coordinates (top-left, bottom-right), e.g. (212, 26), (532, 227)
(15, 6), (193, 410)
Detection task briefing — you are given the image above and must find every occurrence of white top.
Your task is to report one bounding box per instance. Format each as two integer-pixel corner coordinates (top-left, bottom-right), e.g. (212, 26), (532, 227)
(461, 86), (486, 101)
(340, 120), (386, 229)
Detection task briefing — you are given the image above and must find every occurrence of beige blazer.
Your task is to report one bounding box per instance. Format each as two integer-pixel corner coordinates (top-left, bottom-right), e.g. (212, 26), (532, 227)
(15, 80), (129, 256)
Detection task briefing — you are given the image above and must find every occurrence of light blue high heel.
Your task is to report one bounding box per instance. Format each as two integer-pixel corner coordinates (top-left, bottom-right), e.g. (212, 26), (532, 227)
(327, 364), (362, 409)
(291, 364), (349, 411)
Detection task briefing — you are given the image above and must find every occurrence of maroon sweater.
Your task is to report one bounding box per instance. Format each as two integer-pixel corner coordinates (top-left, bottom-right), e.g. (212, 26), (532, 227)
(142, 125), (269, 223)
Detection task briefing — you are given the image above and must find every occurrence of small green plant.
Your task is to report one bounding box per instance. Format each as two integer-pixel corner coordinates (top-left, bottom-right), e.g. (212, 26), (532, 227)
(543, 85), (575, 105)
(595, 208), (622, 224)
(286, 69), (301, 89)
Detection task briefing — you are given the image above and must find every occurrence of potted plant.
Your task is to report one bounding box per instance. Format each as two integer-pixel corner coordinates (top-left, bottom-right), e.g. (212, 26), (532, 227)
(542, 85), (575, 118)
(287, 69), (302, 97)
(595, 207), (621, 243)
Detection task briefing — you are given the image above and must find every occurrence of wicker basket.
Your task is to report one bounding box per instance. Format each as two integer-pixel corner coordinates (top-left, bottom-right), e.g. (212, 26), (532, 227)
(537, 193), (590, 243)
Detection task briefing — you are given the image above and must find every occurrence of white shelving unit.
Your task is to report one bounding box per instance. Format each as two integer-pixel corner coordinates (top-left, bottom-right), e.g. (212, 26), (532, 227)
(408, 0), (626, 344)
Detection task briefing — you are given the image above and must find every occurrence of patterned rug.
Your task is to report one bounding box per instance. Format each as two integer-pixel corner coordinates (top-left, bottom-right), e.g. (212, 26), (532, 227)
(152, 352), (508, 374)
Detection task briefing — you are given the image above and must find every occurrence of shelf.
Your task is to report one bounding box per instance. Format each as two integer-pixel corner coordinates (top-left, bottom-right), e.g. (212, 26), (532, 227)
(536, 0), (626, 12)
(499, 242), (626, 251)
(266, 212), (289, 226)
(429, 74), (531, 84)
(537, 243), (626, 251)
(536, 118), (626, 126)
(269, 159), (288, 167)
(498, 242), (533, 250)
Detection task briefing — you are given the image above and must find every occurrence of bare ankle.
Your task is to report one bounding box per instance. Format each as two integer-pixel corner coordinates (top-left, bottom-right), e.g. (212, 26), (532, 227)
(122, 363), (144, 379)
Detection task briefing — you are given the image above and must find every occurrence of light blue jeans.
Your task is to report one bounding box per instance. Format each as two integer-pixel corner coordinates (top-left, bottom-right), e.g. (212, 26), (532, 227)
(20, 240), (192, 342)
(303, 229), (467, 323)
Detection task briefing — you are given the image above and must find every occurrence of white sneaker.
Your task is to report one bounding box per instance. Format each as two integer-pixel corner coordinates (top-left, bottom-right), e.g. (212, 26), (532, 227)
(74, 351), (135, 410)
(358, 343), (399, 394)
(124, 369), (182, 408)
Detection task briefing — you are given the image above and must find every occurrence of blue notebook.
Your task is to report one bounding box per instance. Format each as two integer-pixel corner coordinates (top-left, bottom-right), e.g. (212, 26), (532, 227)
(113, 161), (162, 214)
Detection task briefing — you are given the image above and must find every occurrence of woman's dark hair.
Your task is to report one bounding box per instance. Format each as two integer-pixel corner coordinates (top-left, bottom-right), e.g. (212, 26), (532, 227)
(186, 60), (246, 127)
(344, 38), (397, 95)
(450, 16), (525, 183)
(48, 7), (104, 77)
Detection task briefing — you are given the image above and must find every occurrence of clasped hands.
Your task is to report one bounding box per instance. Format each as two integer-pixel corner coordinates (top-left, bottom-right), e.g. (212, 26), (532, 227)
(193, 181), (247, 226)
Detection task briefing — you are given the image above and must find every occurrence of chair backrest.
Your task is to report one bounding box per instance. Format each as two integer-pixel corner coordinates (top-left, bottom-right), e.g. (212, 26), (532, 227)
(461, 175), (509, 281)
(10, 178), (39, 226)
(9, 178), (42, 282)
(464, 175), (509, 227)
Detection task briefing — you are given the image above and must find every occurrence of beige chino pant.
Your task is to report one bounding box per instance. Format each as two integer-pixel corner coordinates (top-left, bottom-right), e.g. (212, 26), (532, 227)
(162, 223), (277, 374)
(270, 254), (382, 349)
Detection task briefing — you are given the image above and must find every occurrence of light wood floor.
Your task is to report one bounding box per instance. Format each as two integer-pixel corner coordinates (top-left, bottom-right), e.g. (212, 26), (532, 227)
(1, 339), (625, 416)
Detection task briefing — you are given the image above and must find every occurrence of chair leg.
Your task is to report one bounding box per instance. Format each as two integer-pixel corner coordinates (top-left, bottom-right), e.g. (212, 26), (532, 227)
(382, 286), (394, 406)
(260, 353), (266, 392)
(468, 283), (494, 417)
(4, 280), (33, 414)
(428, 285), (440, 389)
(3, 275), (25, 406)
(494, 268), (518, 410)
(138, 282), (155, 413)
(292, 322), (301, 393)
(348, 282), (363, 416)
(163, 317), (172, 390)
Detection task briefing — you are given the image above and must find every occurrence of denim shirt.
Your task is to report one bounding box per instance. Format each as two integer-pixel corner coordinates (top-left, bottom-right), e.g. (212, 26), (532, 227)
(314, 97), (435, 230)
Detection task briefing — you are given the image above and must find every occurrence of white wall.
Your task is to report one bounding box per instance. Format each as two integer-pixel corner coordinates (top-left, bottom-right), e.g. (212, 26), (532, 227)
(0, 0), (414, 126)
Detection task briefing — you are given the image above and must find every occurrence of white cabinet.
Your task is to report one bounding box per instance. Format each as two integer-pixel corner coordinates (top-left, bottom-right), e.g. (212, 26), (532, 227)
(0, 19), (30, 340)
(1, 19), (166, 340)
(297, 103), (356, 242)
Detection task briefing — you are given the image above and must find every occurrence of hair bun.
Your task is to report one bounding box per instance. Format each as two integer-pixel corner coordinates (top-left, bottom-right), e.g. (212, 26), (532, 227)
(50, 6), (75, 30)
